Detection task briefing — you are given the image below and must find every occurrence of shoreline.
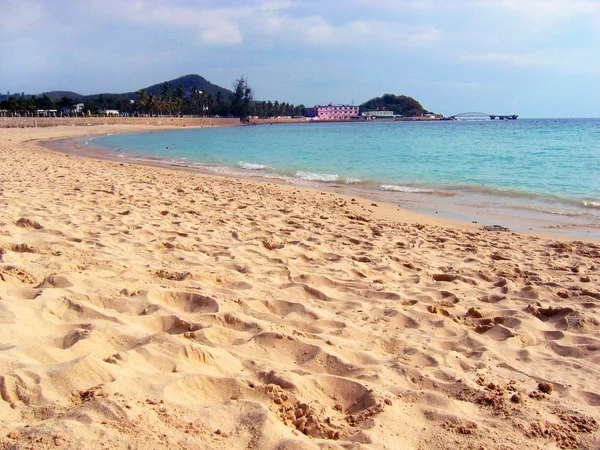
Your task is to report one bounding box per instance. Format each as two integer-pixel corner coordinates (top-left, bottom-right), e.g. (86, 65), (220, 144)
(0, 116), (241, 129)
(1, 124), (599, 448)
(43, 125), (600, 243)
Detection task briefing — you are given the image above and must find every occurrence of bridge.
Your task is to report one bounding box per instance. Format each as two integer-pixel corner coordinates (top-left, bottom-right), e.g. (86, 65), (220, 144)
(449, 112), (518, 120)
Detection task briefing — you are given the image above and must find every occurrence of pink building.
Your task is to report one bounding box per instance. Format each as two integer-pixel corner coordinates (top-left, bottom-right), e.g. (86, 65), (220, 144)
(305, 103), (359, 120)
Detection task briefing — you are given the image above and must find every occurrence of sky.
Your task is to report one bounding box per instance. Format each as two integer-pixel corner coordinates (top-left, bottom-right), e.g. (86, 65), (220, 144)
(1, 0), (599, 118)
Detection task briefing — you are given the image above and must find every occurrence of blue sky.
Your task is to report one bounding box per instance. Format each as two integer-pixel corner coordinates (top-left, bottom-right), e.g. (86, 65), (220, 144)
(1, 0), (599, 117)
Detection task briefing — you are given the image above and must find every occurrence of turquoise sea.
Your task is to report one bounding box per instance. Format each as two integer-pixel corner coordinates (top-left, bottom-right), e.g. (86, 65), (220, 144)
(89, 119), (600, 238)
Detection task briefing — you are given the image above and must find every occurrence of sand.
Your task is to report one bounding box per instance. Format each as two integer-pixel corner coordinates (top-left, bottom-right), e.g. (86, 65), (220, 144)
(0, 125), (599, 449)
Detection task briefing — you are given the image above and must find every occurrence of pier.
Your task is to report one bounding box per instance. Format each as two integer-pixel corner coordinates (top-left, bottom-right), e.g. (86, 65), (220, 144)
(449, 112), (518, 120)
(489, 114), (518, 120)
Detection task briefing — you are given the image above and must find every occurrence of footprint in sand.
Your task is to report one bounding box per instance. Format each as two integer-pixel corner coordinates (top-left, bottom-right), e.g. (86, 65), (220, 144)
(36, 274), (73, 289)
(15, 217), (43, 229)
(148, 289), (219, 313)
(2, 243), (38, 253)
(62, 328), (91, 348)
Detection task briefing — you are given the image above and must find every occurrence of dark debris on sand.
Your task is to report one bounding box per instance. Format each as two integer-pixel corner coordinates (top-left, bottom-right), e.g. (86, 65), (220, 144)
(481, 225), (511, 232)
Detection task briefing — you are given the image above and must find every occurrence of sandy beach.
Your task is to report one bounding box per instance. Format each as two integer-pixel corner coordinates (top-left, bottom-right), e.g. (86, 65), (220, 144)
(1, 125), (599, 449)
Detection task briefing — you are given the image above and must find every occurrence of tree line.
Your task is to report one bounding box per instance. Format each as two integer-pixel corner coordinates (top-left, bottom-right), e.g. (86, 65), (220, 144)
(0, 76), (306, 120)
(0, 94), (81, 117)
(2, 78), (430, 119)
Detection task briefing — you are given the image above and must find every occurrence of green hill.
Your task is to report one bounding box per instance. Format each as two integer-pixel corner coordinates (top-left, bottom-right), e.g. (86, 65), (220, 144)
(360, 93), (427, 117)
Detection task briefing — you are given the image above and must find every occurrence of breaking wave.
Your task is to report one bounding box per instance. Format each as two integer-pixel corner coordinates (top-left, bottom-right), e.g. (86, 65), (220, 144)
(295, 171), (339, 182)
(379, 185), (455, 196)
(237, 161), (272, 171)
(583, 201), (600, 209)
(345, 178), (362, 185)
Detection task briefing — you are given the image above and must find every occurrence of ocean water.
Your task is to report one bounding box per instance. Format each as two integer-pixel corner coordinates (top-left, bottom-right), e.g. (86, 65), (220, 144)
(90, 119), (600, 237)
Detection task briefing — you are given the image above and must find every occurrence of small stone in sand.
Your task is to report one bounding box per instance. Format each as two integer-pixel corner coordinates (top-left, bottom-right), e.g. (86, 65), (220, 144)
(510, 393), (523, 404)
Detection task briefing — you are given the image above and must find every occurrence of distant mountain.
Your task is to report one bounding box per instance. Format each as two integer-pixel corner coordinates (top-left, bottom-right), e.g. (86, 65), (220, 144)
(40, 91), (84, 101)
(85, 74), (233, 101)
(0, 74), (233, 101)
(140, 74), (233, 99)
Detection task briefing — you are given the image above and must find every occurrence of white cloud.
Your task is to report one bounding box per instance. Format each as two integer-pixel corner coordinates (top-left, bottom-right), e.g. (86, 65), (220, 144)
(0, 0), (46, 32)
(462, 52), (557, 67)
(349, 0), (454, 13)
(259, 0), (294, 11)
(350, 0), (600, 39)
(199, 24), (242, 46)
(83, 0), (245, 46)
(249, 12), (441, 48)
(493, 0), (599, 21)
(77, 0), (443, 49)
(462, 50), (600, 74)
(352, 0), (600, 19)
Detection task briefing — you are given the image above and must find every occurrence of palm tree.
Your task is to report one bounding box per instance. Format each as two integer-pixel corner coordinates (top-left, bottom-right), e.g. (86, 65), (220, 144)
(188, 86), (206, 116)
(161, 81), (172, 116)
(136, 89), (147, 115)
(175, 84), (185, 116)
(187, 86), (197, 116)
(147, 93), (157, 116)
(200, 91), (208, 116)
(28, 96), (37, 117)
(205, 93), (214, 116)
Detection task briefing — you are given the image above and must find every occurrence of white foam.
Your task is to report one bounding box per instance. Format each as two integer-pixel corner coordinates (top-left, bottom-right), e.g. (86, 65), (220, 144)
(531, 208), (584, 217)
(84, 136), (99, 146)
(583, 201), (600, 209)
(204, 166), (234, 175)
(345, 178), (362, 185)
(295, 171), (339, 182)
(238, 161), (271, 170)
(380, 184), (436, 193)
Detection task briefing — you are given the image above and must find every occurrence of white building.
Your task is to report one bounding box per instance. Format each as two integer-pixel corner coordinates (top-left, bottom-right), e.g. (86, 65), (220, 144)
(363, 110), (395, 119)
(36, 110), (58, 117)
